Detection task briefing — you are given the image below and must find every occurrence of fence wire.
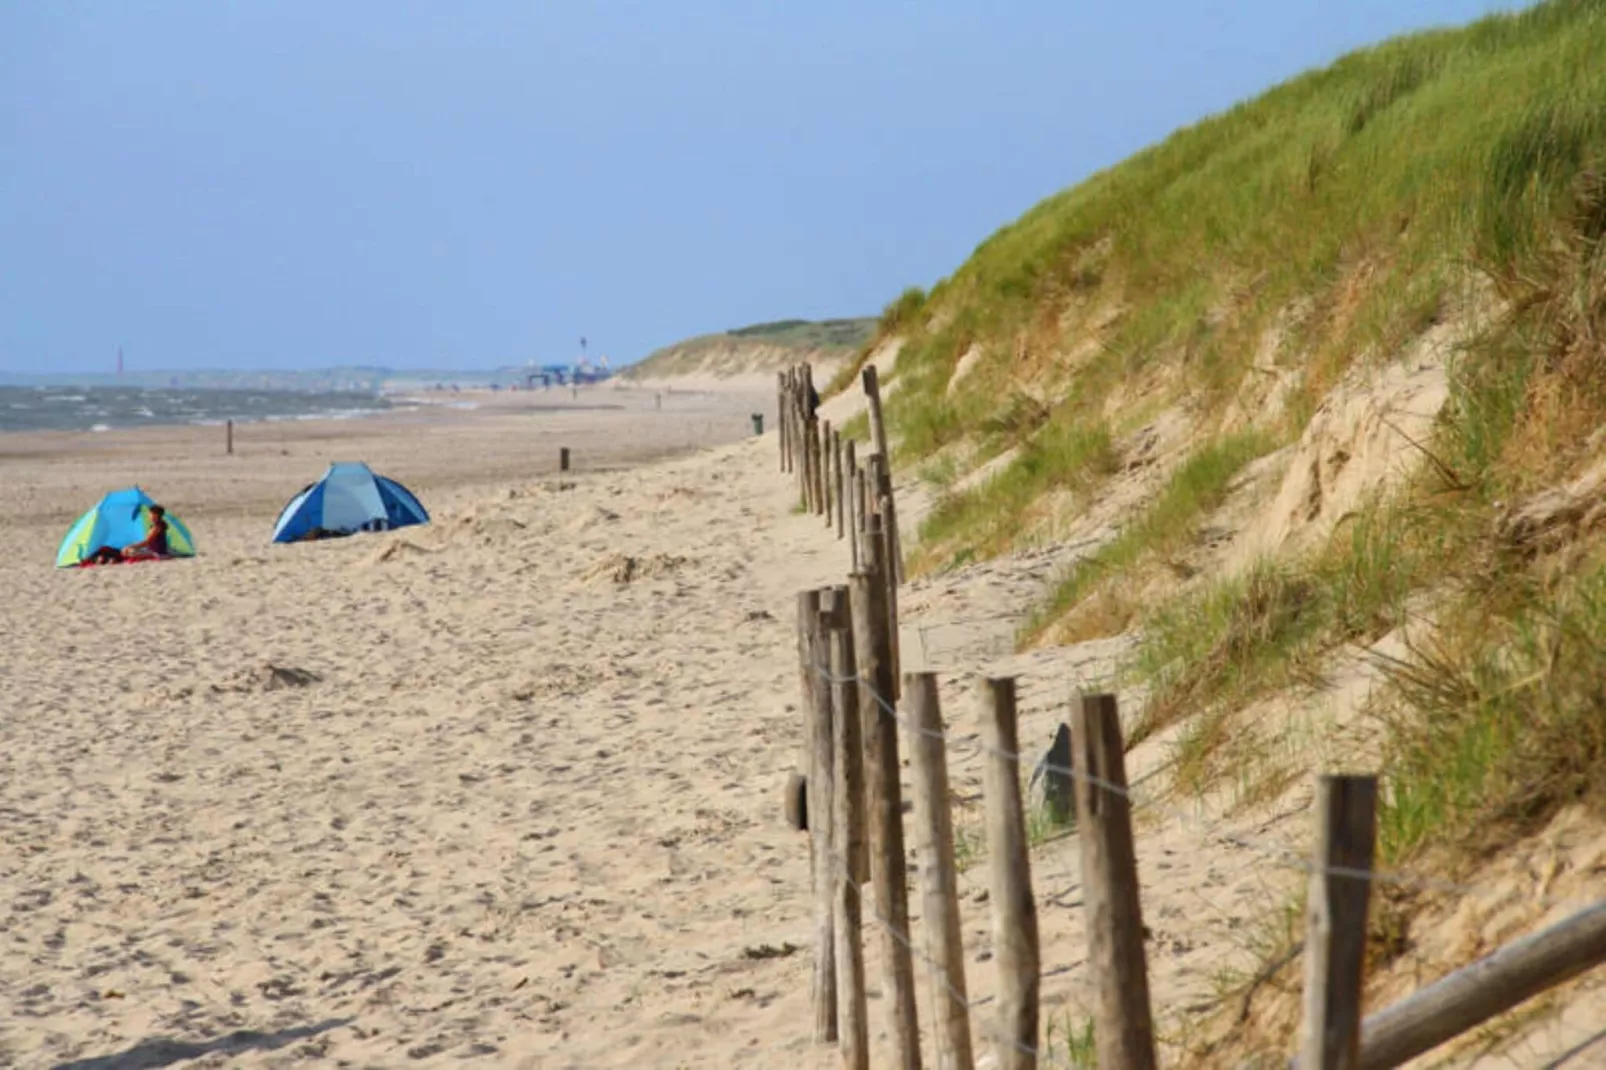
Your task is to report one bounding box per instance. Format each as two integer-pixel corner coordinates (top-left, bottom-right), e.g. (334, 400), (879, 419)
(813, 657), (1597, 914)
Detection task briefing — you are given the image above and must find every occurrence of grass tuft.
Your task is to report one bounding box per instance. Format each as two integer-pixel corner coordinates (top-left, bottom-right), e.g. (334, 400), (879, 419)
(1376, 561), (1606, 861)
(1130, 499), (1438, 746)
(915, 419), (1118, 570)
(1045, 1012), (1097, 1067)
(1022, 430), (1276, 643)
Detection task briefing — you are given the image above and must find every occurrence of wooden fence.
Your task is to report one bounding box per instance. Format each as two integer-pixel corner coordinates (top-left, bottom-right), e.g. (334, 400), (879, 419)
(775, 361), (1606, 1069)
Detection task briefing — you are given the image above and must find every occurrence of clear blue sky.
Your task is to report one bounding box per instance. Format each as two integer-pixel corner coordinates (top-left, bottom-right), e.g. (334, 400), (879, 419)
(1, 1), (1518, 373)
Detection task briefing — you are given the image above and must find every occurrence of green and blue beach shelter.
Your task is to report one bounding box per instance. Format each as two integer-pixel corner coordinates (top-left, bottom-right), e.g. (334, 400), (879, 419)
(271, 462), (429, 543)
(56, 487), (196, 568)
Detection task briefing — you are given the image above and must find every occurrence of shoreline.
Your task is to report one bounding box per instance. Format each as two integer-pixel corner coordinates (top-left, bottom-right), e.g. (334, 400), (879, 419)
(0, 377), (779, 437)
(0, 381), (774, 532)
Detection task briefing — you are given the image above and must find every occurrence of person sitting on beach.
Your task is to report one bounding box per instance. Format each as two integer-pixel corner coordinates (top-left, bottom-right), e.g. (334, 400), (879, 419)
(81, 504), (171, 565)
(119, 504), (172, 560)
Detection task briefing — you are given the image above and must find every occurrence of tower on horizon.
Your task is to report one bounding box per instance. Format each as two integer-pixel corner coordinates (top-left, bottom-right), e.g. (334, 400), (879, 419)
(117, 347), (124, 375)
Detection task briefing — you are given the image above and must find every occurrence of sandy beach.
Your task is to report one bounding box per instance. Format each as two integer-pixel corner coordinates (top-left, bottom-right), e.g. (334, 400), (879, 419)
(4, 382), (1601, 1069)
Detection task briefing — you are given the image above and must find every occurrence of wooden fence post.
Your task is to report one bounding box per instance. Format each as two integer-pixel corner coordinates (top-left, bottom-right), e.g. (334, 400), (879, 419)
(802, 417), (816, 513)
(825, 587), (870, 1070)
(869, 453), (901, 699)
(833, 429), (845, 539)
(778, 371), (789, 472)
(981, 677), (1039, 1070)
(795, 370), (810, 508)
(849, 536), (921, 1070)
(1299, 775), (1377, 1070)
(803, 364), (821, 513)
(847, 453), (860, 571)
(813, 419), (827, 517)
(821, 419), (834, 527)
(798, 589), (838, 1043)
(560, 447), (570, 472)
(225, 419), (234, 455)
(906, 672), (975, 1070)
(846, 441), (859, 561)
(790, 366), (802, 477)
(861, 364), (904, 584)
(1071, 693), (1156, 1070)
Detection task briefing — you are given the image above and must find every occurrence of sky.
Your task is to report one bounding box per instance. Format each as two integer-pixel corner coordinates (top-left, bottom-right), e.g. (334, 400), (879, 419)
(1, 1), (1521, 374)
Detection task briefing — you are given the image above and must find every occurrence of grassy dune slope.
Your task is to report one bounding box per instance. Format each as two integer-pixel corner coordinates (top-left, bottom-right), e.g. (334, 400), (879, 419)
(852, 2), (1606, 1058)
(624, 317), (875, 380)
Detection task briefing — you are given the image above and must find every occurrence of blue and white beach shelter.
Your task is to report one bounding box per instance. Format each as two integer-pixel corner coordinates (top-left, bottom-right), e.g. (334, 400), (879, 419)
(271, 462), (429, 543)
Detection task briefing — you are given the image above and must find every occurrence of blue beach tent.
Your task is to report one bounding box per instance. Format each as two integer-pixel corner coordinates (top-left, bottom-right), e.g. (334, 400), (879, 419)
(271, 462), (428, 543)
(56, 486), (196, 568)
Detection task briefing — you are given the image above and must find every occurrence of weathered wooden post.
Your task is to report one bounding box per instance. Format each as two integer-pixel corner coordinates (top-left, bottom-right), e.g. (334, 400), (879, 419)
(850, 523), (921, 1070)
(821, 418), (834, 526)
(849, 456), (863, 572)
(788, 367), (801, 475)
(795, 369), (810, 507)
(834, 430), (846, 541)
(778, 371), (789, 472)
(906, 671), (975, 1070)
(845, 441), (859, 557)
(861, 364), (904, 584)
(798, 588), (838, 1043)
(1299, 775), (1378, 1070)
(1071, 693), (1156, 1070)
(812, 418), (827, 517)
(868, 452), (901, 698)
(225, 419), (234, 455)
(825, 587), (870, 1070)
(560, 447), (570, 472)
(803, 413), (816, 512)
(982, 677), (1040, 1070)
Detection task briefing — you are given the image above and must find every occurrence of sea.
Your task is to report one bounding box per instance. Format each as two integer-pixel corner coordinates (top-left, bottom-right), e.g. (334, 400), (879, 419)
(0, 386), (392, 434)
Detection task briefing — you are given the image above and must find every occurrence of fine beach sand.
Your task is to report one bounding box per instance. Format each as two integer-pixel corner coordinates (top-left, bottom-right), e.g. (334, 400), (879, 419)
(4, 382), (1602, 1069)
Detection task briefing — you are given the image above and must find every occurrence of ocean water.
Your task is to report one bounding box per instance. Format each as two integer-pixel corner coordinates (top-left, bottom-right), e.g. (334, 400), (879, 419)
(0, 386), (391, 434)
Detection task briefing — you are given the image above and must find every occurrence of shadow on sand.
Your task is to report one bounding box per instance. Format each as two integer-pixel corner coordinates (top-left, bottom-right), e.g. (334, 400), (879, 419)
(51, 1018), (354, 1070)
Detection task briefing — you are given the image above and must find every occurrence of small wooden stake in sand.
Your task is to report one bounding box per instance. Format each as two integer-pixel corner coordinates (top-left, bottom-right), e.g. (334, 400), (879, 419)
(1072, 693), (1156, 1070)
(226, 419), (233, 456)
(905, 671), (974, 1070)
(981, 677), (1039, 1070)
(559, 447), (571, 472)
(1299, 775), (1377, 1070)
